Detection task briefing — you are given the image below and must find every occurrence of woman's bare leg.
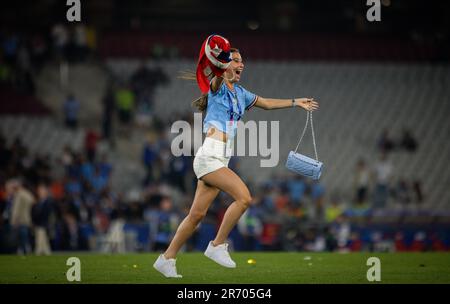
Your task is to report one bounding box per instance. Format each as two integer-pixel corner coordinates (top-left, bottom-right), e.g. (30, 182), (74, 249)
(164, 180), (219, 259)
(200, 167), (252, 246)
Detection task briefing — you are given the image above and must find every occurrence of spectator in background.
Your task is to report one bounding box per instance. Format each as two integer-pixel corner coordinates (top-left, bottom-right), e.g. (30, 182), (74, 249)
(373, 152), (393, 209)
(237, 200), (263, 251)
(168, 155), (189, 193)
(348, 232), (362, 252)
(73, 24), (89, 62)
(353, 158), (371, 205)
(413, 180), (424, 204)
(143, 133), (158, 186)
(103, 210), (126, 253)
(32, 183), (53, 255)
(51, 23), (69, 60)
(63, 94), (80, 129)
(331, 214), (351, 252)
(130, 62), (152, 105)
(90, 166), (108, 195)
(325, 196), (343, 223)
(311, 181), (326, 221)
(157, 147), (172, 183)
(1, 180), (15, 253)
(115, 84), (135, 125)
(98, 154), (112, 180)
(377, 129), (395, 154)
(60, 212), (80, 250)
(85, 26), (97, 51)
(399, 128), (418, 152)
(7, 179), (35, 255)
(392, 178), (412, 206)
(61, 145), (74, 175)
(394, 232), (408, 252)
(286, 175), (306, 206)
(152, 196), (179, 251)
(274, 185), (290, 213)
(84, 129), (99, 163)
(324, 226), (338, 252)
(29, 154), (52, 185)
(66, 152), (82, 180)
(259, 183), (276, 216)
(411, 231), (426, 252)
(65, 176), (82, 197)
(130, 62), (169, 112)
(102, 83), (115, 143)
(80, 154), (95, 184)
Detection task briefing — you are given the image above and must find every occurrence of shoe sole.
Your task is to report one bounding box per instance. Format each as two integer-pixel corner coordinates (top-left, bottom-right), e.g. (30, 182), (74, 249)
(153, 262), (183, 278)
(204, 252), (236, 268)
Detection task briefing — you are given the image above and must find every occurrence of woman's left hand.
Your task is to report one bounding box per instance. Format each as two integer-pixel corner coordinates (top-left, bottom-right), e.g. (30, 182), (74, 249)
(295, 98), (319, 111)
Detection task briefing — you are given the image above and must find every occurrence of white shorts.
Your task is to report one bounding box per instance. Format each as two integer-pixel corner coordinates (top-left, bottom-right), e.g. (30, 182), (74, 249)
(193, 137), (233, 179)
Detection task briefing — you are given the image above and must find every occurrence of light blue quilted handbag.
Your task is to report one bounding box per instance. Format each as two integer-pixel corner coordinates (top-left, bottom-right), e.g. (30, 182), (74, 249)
(285, 111), (323, 180)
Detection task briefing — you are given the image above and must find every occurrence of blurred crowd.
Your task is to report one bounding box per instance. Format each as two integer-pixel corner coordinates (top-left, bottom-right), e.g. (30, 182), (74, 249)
(0, 129), (188, 254)
(0, 24), (96, 92)
(353, 153), (424, 211)
(1, 111), (447, 255)
(1, 26), (448, 256)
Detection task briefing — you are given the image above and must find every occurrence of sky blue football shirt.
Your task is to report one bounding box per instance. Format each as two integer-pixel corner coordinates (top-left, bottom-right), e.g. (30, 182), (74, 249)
(203, 82), (258, 138)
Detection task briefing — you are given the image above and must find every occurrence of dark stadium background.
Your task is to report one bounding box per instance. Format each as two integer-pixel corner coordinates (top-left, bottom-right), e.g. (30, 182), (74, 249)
(0, 0), (449, 258)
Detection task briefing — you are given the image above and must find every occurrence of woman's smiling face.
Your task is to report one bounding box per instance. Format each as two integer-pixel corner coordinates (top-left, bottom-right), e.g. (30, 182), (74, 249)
(226, 50), (244, 82)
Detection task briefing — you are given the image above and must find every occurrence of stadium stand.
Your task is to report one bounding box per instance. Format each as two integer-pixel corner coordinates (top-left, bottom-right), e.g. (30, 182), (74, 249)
(1, 26), (449, 254)
(106, 59), (450, 211)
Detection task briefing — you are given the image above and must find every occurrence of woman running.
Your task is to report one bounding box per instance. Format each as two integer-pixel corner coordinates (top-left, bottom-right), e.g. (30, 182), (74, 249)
(154, 36), (319, 278)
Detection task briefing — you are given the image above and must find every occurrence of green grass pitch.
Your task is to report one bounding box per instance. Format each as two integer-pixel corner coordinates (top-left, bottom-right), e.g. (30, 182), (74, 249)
(0, 252), (449, 284)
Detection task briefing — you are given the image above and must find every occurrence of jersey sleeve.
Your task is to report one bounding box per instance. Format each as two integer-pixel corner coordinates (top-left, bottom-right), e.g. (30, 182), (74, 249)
(241, 86), (258, 111)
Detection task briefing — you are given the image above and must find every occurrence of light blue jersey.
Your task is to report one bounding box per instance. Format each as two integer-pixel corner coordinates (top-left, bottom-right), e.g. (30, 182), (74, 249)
(203, 82), (258, 137)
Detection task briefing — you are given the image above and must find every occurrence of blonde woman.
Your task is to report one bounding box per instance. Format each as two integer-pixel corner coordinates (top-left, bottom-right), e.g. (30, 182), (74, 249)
(154, 43), (319, 278)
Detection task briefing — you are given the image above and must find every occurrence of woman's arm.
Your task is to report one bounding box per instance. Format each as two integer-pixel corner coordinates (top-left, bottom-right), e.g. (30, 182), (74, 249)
(255, 97), (319, 111)
(211, 68), (235, 92)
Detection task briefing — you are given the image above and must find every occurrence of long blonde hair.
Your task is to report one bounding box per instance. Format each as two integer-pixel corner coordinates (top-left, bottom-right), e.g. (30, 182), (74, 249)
(179, 48), (240, 112)
(178, 70), (210, 112)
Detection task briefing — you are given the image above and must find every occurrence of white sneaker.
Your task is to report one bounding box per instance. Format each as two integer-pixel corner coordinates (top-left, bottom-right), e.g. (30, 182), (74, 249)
(153, 254), (183, 278)
(204, 241), (236, 268)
